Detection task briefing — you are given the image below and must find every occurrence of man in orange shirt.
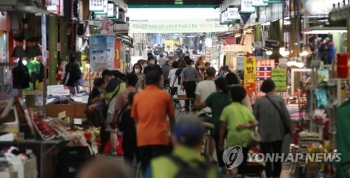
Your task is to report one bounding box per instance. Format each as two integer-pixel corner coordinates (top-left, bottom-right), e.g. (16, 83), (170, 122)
(131, 70), (175, 173)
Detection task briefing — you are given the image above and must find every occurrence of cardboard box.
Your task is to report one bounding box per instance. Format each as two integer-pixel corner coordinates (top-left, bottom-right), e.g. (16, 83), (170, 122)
(46, 103), (87, 118)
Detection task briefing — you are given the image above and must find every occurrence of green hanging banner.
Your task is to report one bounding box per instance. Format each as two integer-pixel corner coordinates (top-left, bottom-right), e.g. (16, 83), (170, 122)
(263, 0), (282, 3)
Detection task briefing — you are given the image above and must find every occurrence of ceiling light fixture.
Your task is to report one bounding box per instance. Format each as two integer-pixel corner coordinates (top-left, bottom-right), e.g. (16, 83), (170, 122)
(266, 50), (273, 55)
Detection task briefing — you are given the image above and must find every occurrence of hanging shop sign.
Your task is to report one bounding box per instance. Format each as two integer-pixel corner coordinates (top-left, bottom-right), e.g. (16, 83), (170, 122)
(95, 0), (108, 14)
(255, 59), (275, 97)
(46, 0), (63, 16)
(107, 3), (118, 18)
(237, 56), (244, 70)
(254, 42), (263, 57)
(243, 56), (257, 83)
(89, 0), (104, 12)
(241, 0), (255, 13)
(129, 19), (228, 33)
(221, 44), (251, 52)
(115, 38), (121, 69)
(271, 69), (287, 92)
(252, 0), (268, 7)
(227, 7), (240, 20)
(257, 3), (283, 23)
(89, 35), (115, 72)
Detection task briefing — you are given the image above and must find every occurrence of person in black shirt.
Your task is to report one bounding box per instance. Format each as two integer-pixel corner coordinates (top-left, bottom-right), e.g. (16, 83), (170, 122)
(175, 46), (183, 59)
(143, 56), (164, 88)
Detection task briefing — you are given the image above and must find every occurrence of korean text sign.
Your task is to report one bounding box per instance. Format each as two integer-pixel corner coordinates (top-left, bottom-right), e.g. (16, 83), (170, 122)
(244, 57), (256, 83)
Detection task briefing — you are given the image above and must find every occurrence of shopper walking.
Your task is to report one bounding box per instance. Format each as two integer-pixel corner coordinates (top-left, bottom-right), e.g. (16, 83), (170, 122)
(194, 67), (217, 117)
(225, 72), (252, 112)
(194, 78), (231, 174)
(97, 70), (125, 155)
(143, 56), (164, 89)
(180, 56), (200, 113)
(253, 79), (293, 178)
(112, 73), (141, 166)
(131, 71), (175, 173)
(162, 60), (172, 88)
(219, 86), (258, 177)
(132, 63), (146, 89)
(144, 115), (222, 178)
(157, 53), (166, 67)
(168, 61), (179, 96)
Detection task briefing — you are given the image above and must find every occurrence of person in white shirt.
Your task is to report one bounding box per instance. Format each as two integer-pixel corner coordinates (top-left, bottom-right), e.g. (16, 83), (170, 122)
(157, 53), (166, 67)
(168, 61), (179, 95)
(194, 67), (217, 116)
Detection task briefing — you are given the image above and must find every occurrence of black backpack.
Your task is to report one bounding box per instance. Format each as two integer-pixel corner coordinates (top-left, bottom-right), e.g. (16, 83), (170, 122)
(168, 155), (214, 178)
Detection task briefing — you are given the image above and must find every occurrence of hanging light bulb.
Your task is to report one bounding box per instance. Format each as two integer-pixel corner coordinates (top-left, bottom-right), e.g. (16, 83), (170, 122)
(287, 61), (296, 66)
(295, 62), (305, 68)
(279, 47), (285, 53)
(22, 59), (27, 65)
(266, 50), (273, 55)
(299, 50), (309, 57)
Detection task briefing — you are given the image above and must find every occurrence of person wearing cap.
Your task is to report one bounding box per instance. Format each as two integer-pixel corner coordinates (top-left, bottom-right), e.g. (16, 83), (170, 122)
(217, 65), (231, 78)
(131, 70), (175, 173)
(144, 115), (222, 178)
(97, 70), (125, 155)
(180, 56), (200, 113)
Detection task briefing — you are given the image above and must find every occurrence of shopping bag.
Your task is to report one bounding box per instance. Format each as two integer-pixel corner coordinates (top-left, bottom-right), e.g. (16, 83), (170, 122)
(103, 135), (124, 155)
(178, 89), (186, 96)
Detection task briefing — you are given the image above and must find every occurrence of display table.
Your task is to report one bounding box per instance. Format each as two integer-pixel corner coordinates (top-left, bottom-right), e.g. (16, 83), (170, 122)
(0, 140), (69, 178)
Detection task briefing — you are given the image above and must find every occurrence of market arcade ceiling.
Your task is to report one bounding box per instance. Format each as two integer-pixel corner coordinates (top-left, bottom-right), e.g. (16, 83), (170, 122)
(127, 0), (222, 6)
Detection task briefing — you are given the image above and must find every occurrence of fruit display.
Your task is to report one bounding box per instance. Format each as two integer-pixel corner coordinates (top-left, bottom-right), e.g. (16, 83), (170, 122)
(60, 117), (71, 127)
(32, 114), (59, 140)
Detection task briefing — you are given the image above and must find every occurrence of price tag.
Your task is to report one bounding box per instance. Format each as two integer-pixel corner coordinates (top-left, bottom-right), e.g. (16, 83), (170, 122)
(58, 111), (66, 119)
(74, 118), (82, 125)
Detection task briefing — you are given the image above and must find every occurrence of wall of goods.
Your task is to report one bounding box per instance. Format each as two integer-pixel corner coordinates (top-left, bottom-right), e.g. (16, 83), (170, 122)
(222, 46), (350, 177)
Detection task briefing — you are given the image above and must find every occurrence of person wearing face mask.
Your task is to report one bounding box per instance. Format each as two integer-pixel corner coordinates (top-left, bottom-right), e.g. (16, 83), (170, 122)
(143, 56), (164, 89)
(132, 63), (146, 89)
(167, 52), (174, 61)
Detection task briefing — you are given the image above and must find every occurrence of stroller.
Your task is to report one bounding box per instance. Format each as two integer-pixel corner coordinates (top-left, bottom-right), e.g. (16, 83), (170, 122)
(245, 147), (266, 178)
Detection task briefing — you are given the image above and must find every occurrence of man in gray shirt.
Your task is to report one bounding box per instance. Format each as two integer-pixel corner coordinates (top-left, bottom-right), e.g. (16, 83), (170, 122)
(253, 79), (292, 178)
(180, 56), (200, 112)
(162, 60), (172, 87)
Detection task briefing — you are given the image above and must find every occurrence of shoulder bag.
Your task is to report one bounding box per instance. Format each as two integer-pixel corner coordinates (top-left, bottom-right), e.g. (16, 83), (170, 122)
(265, 95), (290, 135)
(103, 84), (121, 118)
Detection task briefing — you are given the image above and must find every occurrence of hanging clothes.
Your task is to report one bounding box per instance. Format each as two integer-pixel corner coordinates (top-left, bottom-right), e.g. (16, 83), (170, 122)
(62, 59), (82, 87)
(12, 59), (30, 89)
(25, 59), (41, 90)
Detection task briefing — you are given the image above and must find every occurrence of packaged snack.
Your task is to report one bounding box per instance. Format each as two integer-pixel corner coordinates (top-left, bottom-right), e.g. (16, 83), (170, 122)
(317, 68), (329, 85)
(316, 89), (329, 107)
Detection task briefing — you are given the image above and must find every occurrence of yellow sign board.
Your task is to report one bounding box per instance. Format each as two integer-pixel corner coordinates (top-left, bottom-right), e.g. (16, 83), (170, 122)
(243, 57), (256, 83)
(164, 40), (174, 52)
